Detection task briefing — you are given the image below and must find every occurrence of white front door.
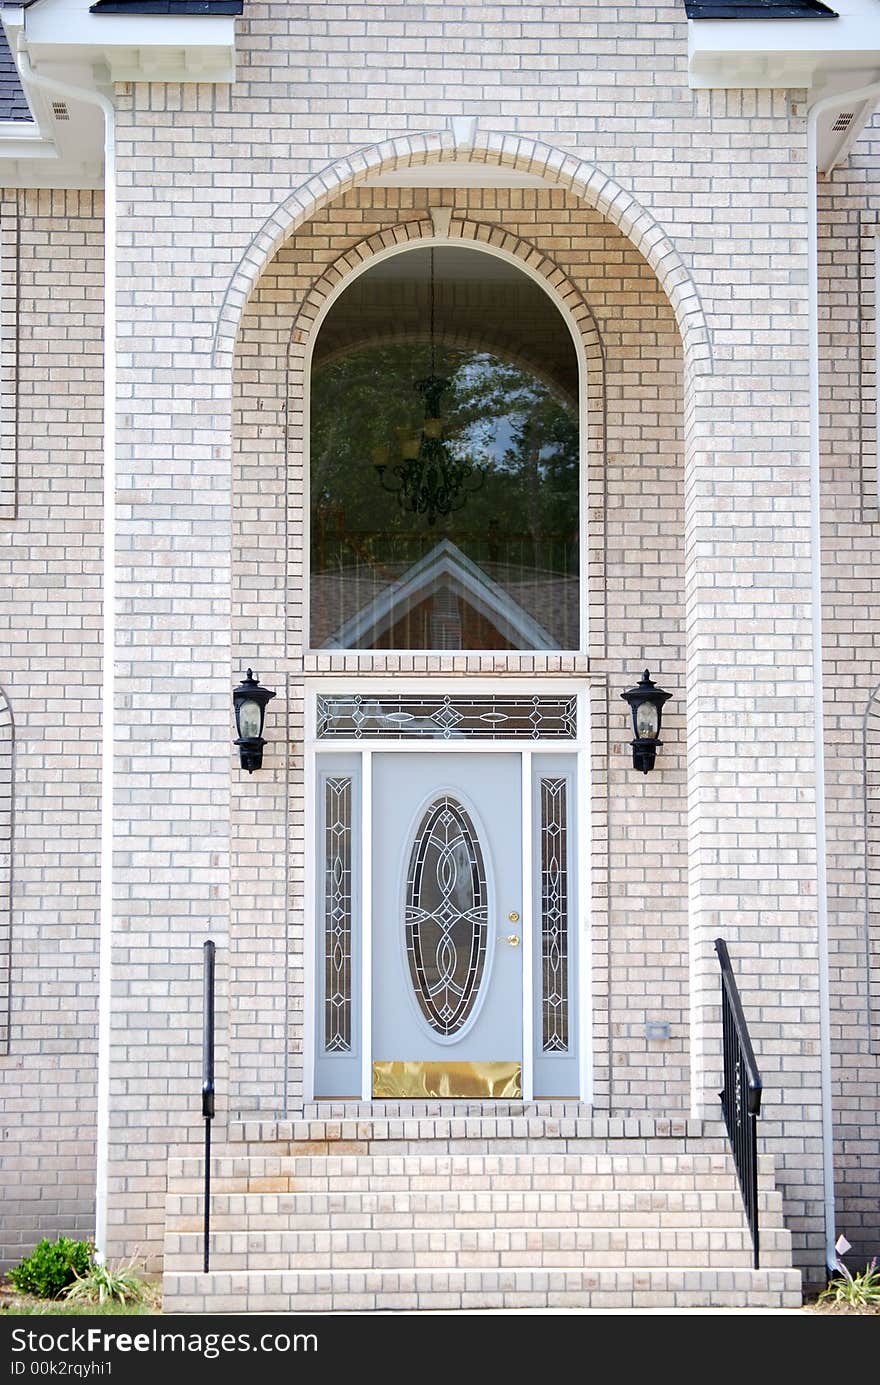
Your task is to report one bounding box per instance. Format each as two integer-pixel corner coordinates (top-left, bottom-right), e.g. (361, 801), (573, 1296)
(371, 753), (523, 1097)
(312, 708), (584, 1102)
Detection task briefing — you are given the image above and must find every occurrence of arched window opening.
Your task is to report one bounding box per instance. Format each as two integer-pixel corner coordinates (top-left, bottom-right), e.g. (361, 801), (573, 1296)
(309, 246), (580, 651)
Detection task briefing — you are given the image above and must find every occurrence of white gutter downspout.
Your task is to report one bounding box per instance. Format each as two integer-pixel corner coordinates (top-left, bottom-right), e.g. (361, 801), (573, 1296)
(15, 43), (116, 1264)
(807, 80), (880, 1272)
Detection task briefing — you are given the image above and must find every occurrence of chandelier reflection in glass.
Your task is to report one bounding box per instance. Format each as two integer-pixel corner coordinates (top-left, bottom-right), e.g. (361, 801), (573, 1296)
(373, 247), (485, 526)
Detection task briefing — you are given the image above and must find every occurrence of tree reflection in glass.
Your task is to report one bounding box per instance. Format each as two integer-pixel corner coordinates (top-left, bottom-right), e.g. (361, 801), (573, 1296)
(309, 250), (580, 651)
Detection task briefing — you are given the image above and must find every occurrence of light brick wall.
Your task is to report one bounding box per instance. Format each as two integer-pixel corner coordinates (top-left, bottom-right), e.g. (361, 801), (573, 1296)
(0, 194), (18, 522)
(818, 114), (880, 1263)
(0, 688), (12, 1053)
(104, 5), (826, 1273)
(0, 2), (848, 1278)
(0, 189), (103, 1265)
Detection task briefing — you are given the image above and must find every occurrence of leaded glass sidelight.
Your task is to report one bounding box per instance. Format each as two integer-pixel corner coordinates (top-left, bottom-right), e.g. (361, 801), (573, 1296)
(323, 776), (353, 1052)
(310, 246), (580, 651)
(540, 777), (569, 1053)
(405, 797), (489, 1037)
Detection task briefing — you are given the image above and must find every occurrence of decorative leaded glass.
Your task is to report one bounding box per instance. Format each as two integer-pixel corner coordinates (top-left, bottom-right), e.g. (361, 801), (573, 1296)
(541, 777), (569, 1053)
(316, 694), (577, 741)
(323, 776), (353, 1053)
(405, 797), (488, 1036)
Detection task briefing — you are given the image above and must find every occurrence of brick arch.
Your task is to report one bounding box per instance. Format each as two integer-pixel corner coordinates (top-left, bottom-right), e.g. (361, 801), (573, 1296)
(290, 215), (603, 380)
(214, 130), (712, 376)
(0, 687), (12, 1054)
(285, 216), (609, 656)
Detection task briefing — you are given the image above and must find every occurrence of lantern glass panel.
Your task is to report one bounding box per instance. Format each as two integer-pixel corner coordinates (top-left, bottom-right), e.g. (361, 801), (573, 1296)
(636, 701), (659, 739)
(238, 699), (263, 739)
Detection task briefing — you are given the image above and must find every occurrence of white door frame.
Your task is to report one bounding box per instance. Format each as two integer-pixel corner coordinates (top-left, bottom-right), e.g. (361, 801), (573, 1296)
(304, 677), (592, 1103)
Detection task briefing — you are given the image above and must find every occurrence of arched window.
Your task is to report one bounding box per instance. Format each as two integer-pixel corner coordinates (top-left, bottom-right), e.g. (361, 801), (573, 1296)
(309, 246), (580, 651)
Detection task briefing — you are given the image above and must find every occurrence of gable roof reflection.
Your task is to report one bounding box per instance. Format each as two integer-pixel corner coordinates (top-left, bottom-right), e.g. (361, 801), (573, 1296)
(325, 539), (556, 651)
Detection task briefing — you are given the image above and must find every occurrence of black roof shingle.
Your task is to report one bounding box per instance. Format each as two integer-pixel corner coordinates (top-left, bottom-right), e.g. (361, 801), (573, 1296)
(89, 2), (243, 12)
(684, 1), (838, 16)
(0, 25), (31, 123)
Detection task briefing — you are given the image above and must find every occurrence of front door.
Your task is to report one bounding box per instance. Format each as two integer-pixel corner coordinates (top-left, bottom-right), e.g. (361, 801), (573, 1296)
(372, 752), (523, 1098)
(312, 701), (584, 1102)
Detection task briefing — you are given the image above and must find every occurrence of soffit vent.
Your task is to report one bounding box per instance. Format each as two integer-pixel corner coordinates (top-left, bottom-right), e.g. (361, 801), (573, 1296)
(831, 111), (854, 132)
(51, 102), (70, 121)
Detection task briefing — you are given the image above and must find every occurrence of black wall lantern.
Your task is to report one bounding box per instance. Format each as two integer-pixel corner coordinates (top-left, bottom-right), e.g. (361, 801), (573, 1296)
(621, 669), (672, 774)
(233, 669), (276, 773)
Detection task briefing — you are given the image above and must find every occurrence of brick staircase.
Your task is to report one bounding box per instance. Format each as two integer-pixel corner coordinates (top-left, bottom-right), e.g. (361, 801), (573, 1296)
(162, 1112), (802, 1312)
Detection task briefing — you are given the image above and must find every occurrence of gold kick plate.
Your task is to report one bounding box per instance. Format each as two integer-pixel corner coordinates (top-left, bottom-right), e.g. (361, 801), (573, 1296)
(372, 1060), (522, 1099)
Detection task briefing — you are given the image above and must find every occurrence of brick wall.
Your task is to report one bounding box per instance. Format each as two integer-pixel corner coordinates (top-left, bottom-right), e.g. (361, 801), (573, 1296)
(818, 114), (880, 1263)
(106, 5), (825, 1273)
(0, 0), (841, 1277)
(0, 190), (103, 1265)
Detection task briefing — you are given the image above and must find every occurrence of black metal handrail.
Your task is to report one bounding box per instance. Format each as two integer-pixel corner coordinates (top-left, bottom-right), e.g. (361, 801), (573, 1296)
(202, 939), (216, 1274)
(714, 937), (763, 1270)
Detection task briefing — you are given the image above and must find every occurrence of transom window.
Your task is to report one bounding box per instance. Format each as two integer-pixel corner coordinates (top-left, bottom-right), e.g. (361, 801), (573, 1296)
(309, 246), (580, 651)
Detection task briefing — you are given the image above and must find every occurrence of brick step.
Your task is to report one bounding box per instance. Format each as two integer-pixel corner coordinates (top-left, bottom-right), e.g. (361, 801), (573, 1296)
(166, 1225), (791, 1273)
(169, 1138), (736, 1173)
(165, 1186), (786, 1233)
(163, 1265), (803, 1313)
(235, 1116), (714, 1145)
(168, 1173), (774, 1200)
(222, 1126), (719, 1154)
(167, 1151), (776, 1185)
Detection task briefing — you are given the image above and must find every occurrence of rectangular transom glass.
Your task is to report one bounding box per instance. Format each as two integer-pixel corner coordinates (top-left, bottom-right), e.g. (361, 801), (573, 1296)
(316, 694), (577, 741)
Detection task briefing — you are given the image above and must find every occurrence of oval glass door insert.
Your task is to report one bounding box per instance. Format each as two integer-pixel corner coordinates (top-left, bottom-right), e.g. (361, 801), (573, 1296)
(405, 796), (489, 1036)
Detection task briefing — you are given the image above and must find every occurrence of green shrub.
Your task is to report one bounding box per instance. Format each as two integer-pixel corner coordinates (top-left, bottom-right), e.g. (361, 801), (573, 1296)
(9, 1237), (93, 1299)
(819, 1257), (880, 1309)
(62, 1256), (144, 1308)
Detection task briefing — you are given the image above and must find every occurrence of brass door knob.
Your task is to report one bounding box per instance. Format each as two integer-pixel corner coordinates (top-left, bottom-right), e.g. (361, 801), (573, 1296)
(498, 933), (521, 947)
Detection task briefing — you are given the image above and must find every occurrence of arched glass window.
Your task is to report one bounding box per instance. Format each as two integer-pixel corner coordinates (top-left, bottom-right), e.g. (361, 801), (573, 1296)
(310, 246), (580, 651)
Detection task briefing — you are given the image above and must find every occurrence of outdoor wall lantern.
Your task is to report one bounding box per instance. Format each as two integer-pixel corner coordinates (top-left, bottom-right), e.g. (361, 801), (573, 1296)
(620, 669), (672, 774)
(233, 669), (276, 773)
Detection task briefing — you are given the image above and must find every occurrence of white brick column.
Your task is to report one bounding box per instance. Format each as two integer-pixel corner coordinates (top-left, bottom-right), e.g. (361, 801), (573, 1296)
(684, 354), (827, 1270)
(107, 330), (234, 1255)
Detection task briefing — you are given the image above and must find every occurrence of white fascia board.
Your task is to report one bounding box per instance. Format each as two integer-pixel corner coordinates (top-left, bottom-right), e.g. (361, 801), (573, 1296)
(22, 1), (236, 81)
(0, 158), (102, 188)
(0, 130), (60, 157)
(688, 6), (880, 88)
(25, 3), (233, 51)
